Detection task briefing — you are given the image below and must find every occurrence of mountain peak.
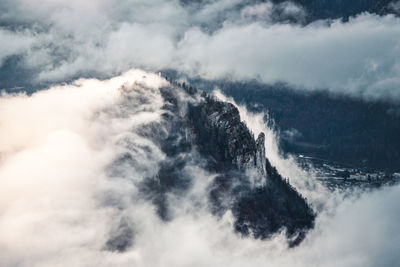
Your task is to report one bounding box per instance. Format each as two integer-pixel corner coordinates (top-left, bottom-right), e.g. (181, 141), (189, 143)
(141, 79), (315, 246)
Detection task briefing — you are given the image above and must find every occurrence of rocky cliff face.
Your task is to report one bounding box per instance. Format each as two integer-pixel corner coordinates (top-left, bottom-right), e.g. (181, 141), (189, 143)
(187, 93), (314, 244)
(188, 97), (267, 187)
(131, 80), (315, 250)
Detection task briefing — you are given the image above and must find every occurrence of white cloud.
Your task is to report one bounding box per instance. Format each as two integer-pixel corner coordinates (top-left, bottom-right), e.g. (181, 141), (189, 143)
(0, 1), (399, 102)
(0, 70), (399, 266)
(242, 2), (274, 20)
(178, 14), (400, 101)
(0, 70), (168, 266)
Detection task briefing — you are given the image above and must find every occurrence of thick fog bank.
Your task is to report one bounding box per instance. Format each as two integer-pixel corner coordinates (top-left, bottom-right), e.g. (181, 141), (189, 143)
(0, 70), (398, 267)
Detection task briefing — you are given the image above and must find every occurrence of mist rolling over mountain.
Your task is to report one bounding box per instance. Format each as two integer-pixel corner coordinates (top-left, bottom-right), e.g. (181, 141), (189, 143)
(1, 1), (400, 267)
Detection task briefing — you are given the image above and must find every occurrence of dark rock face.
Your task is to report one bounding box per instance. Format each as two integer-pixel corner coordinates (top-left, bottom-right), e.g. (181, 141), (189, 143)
(139, 80), (315, 246)
(256, 132), (267, 177)
(187, 94), (314, 244)
(188, 98), (258, 173)
(233, 159), (315, 246)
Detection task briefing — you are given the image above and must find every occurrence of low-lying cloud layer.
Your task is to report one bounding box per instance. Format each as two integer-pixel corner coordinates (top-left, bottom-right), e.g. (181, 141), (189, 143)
(1, 0), (400, 101)
(0, 70), (399, 267)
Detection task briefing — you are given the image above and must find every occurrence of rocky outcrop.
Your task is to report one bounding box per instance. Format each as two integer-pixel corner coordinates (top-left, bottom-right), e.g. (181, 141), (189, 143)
(187, 97), (269, 188)
(255, 132), (267, 183)
(140, 80), (315, 246)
